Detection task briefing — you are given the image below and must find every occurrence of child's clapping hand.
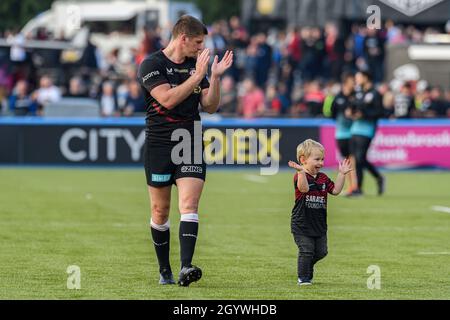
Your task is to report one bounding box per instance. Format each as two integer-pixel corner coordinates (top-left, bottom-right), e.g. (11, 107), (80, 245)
(288, 161), (304, 172)
(339, 158), (353, 175)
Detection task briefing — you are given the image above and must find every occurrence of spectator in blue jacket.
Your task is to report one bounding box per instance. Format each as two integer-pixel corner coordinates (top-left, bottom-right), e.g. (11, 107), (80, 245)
(9, 80), (37, 116)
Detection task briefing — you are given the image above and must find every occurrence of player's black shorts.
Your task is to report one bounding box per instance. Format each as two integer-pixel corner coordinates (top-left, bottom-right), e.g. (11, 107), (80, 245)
(144, 140), (206, 187)
(337, 138), (351, 158)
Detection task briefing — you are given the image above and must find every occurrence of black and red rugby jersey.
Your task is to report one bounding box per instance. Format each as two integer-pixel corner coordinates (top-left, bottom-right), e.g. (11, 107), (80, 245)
(292, 172), (335, 237)
(137, 50), (210, 140)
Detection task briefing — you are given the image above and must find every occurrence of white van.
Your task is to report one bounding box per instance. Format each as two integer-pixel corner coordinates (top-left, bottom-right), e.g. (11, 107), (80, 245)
(21, 0), (202, 63)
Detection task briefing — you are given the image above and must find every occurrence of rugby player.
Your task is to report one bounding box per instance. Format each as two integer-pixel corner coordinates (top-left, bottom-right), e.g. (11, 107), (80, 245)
(138, 15), (233, 286)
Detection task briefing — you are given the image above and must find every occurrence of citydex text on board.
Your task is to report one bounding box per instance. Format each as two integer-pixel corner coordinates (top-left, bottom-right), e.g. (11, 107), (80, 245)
(59, 123), (281, 175)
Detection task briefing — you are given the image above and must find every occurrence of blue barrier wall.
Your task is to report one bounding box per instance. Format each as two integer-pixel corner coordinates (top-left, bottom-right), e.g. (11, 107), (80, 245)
(1, 117), (449, 168)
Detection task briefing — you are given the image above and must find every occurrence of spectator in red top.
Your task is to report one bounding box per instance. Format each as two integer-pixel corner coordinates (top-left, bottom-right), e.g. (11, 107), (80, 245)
(229, 16), (249, 48)
(136, 28), (162, 66)
(267, 82), (291, 116)
(287, 27), (302, 70)
(324, 23), (345, 82)
(238, 78), (265, 119)
(303, 81), (326, 117)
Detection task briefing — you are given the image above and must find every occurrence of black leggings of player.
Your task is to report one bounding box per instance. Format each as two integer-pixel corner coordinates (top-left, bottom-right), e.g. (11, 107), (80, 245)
(337, 139), (351, 158)
(351, 135), (382, 190)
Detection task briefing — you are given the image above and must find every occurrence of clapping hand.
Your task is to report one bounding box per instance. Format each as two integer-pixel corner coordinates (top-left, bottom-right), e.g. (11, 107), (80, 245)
(288, 161), (303, 172)
(339, 158), (353, 175)
(195, 49), (210, 79)
(211, 50), (234, 77)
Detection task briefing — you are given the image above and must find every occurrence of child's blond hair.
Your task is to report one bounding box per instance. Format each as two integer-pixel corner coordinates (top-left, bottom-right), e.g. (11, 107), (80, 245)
(296, 139), (325, 163)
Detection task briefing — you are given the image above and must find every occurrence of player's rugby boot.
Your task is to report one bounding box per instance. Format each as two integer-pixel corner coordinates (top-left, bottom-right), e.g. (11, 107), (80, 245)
(178, 265), (202, 287)
(159, 268), (176, 285)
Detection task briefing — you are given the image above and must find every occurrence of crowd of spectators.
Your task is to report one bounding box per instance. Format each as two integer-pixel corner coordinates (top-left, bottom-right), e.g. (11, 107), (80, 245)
(0, 17), (449, 119)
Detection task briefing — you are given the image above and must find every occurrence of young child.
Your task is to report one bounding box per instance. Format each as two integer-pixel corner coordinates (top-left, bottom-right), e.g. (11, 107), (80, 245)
(288, 139), (352, 286)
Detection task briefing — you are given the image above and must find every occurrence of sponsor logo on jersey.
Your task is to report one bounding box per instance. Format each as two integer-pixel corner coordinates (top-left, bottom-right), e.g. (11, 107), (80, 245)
(174, 68), (189, 74)
(166, 68), (174, 75)
(305, 195), (327, 209)
(143, 71), (160, 82)
(181, 166), (203, 174)
(306, 195), (326, 203)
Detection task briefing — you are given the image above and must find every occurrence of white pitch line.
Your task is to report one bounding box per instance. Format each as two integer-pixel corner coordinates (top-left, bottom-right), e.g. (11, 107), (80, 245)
(417, 252), (450, 256)
(431, 206), (450, 214)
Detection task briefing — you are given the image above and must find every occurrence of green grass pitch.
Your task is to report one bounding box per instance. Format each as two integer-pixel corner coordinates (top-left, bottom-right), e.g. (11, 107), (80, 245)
(0, 168), (449, 299)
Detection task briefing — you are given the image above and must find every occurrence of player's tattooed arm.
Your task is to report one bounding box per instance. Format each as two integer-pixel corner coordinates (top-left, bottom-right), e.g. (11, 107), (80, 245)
(332, 158), (353, 195)
(288, 161), (309, 193)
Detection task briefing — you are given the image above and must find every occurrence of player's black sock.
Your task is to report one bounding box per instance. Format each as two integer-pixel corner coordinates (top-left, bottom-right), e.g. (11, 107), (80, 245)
(179, 214), (199, 268)
(151, 219), (171, 273)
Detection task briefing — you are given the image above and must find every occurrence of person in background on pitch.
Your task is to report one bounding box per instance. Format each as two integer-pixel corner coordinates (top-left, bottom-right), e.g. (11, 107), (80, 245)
(348, 70), (385, 197)
(138, 15), (233, 287)
(330, 72), (358, 195)
(288, 139), (352, 285)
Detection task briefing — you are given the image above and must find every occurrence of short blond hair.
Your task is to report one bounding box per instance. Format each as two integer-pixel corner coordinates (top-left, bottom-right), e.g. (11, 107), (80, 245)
(296, 139), (325, 163)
